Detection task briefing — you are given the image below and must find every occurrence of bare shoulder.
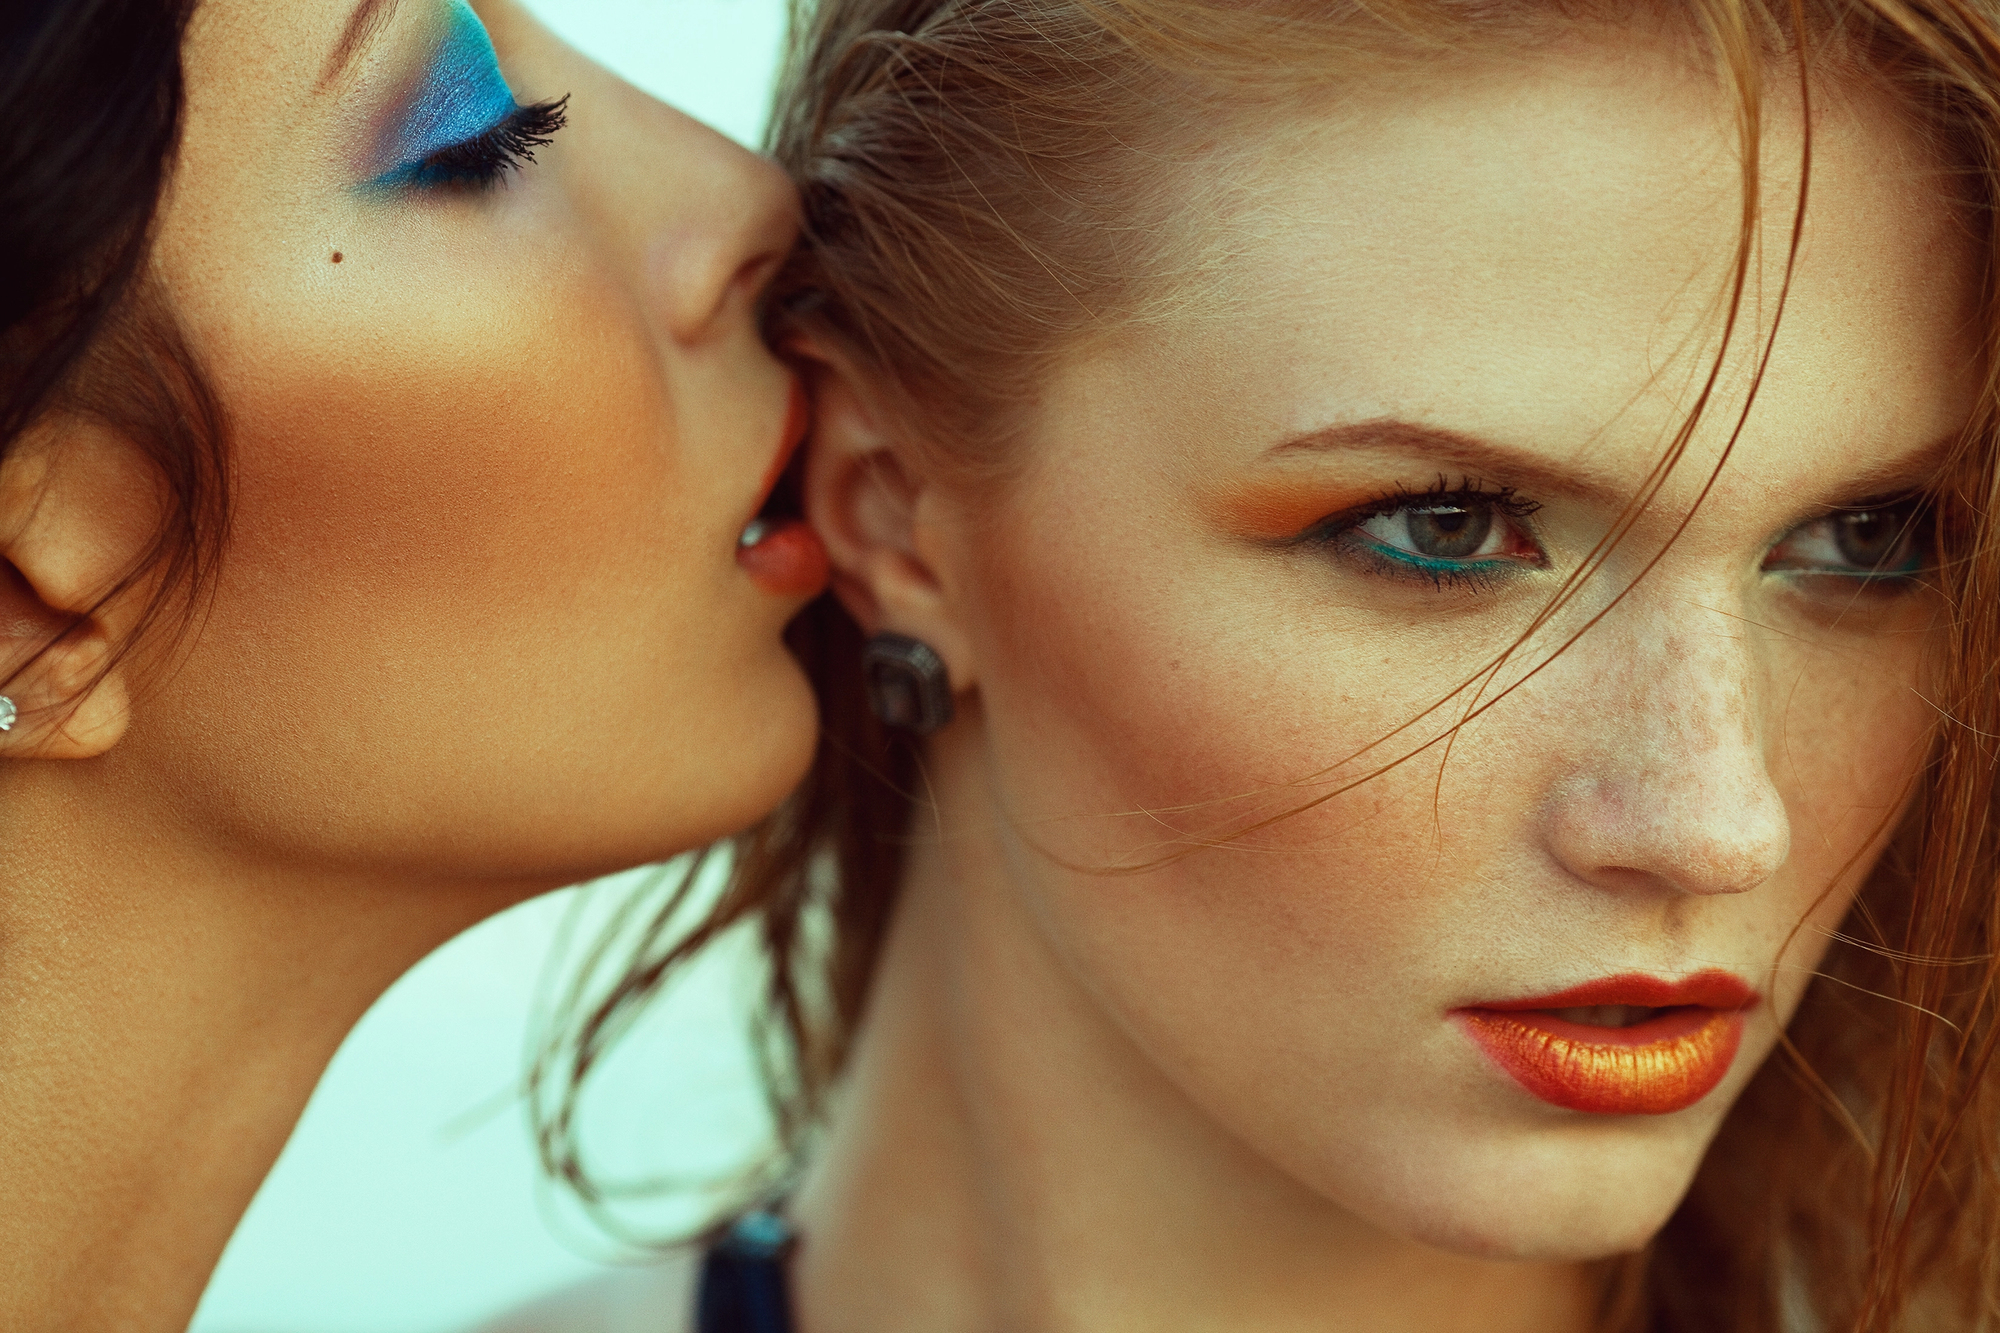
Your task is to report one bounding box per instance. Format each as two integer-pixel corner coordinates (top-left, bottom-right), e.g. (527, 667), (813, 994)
(466, 1251), (698, 1333)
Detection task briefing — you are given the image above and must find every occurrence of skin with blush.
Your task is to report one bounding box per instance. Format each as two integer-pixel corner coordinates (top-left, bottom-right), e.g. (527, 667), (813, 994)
(0, 0), (825, 1328)
(778, 35), (1969, 1333)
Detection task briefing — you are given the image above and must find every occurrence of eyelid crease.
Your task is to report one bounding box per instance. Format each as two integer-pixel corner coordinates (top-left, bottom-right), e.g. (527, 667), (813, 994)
(1818, 490), (1932, 514)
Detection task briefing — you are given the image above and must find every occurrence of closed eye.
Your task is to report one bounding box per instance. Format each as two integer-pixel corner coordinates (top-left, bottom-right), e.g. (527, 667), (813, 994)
(376, 96), (568, 191)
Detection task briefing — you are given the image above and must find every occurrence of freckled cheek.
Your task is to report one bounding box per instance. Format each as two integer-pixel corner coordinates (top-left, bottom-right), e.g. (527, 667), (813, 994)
(962, 518), (1472, 1058)
(1739, 649), (1934, 1020)
(1780, 648), (1931, 834)
(965, 535), (1317, 827)
(1779, 667), (1931, 895)
(960, 515), (1488, 928)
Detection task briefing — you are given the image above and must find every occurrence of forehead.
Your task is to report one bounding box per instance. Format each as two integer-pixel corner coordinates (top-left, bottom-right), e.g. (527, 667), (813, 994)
(1114, 31), (1978, 499)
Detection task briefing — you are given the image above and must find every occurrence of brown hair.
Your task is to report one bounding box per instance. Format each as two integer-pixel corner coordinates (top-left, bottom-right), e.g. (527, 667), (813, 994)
(1, 0), (231, 716)
(539, 2), (2000, 1327)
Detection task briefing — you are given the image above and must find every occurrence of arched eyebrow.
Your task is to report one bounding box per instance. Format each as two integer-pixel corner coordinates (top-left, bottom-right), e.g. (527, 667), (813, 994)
(320, 0), (404, 91)
(1268, 419), (1630, 505)
(1835, 431), (1960, 498)
(1270, 417), (1961, 506)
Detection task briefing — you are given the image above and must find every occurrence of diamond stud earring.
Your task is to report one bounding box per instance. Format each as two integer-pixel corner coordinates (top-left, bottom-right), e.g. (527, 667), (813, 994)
(863, 633), (954, 735)
(0, 696), (16, 732)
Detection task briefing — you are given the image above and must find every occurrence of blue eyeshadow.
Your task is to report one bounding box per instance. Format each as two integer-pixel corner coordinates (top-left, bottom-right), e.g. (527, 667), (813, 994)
(370, 0), (517, 185)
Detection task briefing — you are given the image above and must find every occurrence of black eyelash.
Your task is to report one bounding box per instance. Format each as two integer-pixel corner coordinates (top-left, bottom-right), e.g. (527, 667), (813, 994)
(1294, 476), (1541, 546)
(1353, 474), (1543, 521)
(1287, 475), (1547, 591)
(408, 95), (569, 189)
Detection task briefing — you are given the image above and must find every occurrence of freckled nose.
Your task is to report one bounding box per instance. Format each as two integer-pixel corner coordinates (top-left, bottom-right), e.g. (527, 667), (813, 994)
(1541, 628), (1790, 897)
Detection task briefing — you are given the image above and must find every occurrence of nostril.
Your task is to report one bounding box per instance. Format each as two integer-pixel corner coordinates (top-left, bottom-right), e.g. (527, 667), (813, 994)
(1543, 773), (1790, 898)
(1681, 794), (1791, 896)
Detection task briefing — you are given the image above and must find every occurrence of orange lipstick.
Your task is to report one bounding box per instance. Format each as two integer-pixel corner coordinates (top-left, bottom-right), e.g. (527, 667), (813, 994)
(736, 377), (829, 598)
(1456, 971), (1753, 1116)
(751, 376), (810, 513)
(738, 517), (828, 597)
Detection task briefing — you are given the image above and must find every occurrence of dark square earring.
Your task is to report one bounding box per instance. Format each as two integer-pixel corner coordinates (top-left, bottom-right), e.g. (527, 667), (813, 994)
(863, 632), (955, 735)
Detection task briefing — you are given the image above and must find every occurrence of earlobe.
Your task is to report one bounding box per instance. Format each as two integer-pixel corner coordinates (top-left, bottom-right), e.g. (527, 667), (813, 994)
(0, 615), (130, 760)
(797, 341), (978, 696)
(0, 417), (154, 761)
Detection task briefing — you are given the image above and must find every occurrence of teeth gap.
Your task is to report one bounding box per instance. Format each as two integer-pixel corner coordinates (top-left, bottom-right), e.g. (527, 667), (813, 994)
(1548, 1004), (1666, 1028)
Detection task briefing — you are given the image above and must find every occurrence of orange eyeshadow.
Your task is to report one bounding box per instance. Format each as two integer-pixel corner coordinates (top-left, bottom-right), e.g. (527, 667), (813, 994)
(1202, 475), (1387, 541)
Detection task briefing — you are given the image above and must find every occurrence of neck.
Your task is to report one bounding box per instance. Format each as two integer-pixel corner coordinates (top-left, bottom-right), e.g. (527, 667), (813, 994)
(0, 758), (538, 1332)
(790, 724), (1596, 1333)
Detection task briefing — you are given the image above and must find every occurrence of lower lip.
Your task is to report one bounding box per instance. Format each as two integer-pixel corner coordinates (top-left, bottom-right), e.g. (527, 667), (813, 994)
(1456, 1005), (1746, 1115)
(737, 518), (829, 598)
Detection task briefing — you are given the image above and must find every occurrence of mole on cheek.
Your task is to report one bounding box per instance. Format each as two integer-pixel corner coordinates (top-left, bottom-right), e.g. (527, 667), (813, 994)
(331, 252), (343, 264)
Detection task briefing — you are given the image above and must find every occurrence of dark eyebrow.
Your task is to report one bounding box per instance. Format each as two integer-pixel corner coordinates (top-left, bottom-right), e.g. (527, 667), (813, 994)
(319, 0), (403, 91)
(1271, 417), (1962, 510)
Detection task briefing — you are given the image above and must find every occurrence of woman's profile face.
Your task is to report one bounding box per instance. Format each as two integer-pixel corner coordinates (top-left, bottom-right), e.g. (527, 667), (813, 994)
(899, 37), (1973, 1258)
(139, 0), (819, 881)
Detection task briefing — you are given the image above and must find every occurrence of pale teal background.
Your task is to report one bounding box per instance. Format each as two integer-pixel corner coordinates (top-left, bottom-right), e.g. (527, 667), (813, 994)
(189, 3), (792, 1327)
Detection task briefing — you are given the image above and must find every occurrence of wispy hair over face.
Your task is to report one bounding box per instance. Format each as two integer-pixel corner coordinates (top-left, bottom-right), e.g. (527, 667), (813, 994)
(538, 4), (2000, 1328)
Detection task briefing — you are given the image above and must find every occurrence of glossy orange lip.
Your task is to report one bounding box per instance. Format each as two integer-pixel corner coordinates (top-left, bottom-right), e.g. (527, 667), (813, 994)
(737, 517), (828, 598)
(1456, 971), (1755, 1116)
(748, 375), (809, 524)
(734, 376), (827, 599)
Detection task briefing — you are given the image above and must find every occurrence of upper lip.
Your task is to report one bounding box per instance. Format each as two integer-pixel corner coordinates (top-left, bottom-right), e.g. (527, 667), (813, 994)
(1465, 969), (1757, 1013)
(746, 375), (809, 527)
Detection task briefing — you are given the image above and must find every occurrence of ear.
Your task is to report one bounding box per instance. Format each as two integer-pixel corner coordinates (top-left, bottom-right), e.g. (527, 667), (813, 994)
(0, 417), (156, 759)
(798, 339), (977, 694)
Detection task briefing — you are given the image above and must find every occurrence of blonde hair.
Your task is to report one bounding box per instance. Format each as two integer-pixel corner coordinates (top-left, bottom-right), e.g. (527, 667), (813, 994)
(541, 3), (2000, 1328)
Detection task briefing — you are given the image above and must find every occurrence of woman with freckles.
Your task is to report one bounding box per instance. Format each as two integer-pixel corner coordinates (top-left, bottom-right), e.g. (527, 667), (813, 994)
(512, 0), (2000, 1331)
(0, 0), (833, 1328)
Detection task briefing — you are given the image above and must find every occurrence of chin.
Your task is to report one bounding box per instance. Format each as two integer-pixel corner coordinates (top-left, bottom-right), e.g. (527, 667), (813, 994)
(1303, 1114), (1715, 1263)
(672, 651), (821, 847)
(505, 649), (819, 887)
(1397, 1190), (1675, 1263)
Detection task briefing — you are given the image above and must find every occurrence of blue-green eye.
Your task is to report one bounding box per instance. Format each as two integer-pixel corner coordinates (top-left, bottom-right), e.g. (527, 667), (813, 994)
(366, 0), (567, 192)
(1303, 483), (1548, 591)
(1763, 495), (1931, 593)
(1356, 504), (1509, 561)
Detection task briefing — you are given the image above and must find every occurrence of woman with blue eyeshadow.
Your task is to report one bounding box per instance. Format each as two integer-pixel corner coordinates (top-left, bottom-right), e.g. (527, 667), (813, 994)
(371, 0), (549, 189)
(0, 0), (830, 1328)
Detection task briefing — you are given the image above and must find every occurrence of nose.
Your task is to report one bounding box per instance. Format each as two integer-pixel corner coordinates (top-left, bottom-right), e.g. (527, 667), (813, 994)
(1539, 618), (1790, 898)
(549, 55), (800, 345)
(482, 0), (801, 345)
(643, 131), (799, 346)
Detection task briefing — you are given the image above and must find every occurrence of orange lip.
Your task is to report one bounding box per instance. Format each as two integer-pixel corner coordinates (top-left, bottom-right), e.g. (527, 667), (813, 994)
(749, 375), (810, 521)
(1456, 971), (1754, 1116)
(737, 517), (828, 598)
(735, 377), (828, 599)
